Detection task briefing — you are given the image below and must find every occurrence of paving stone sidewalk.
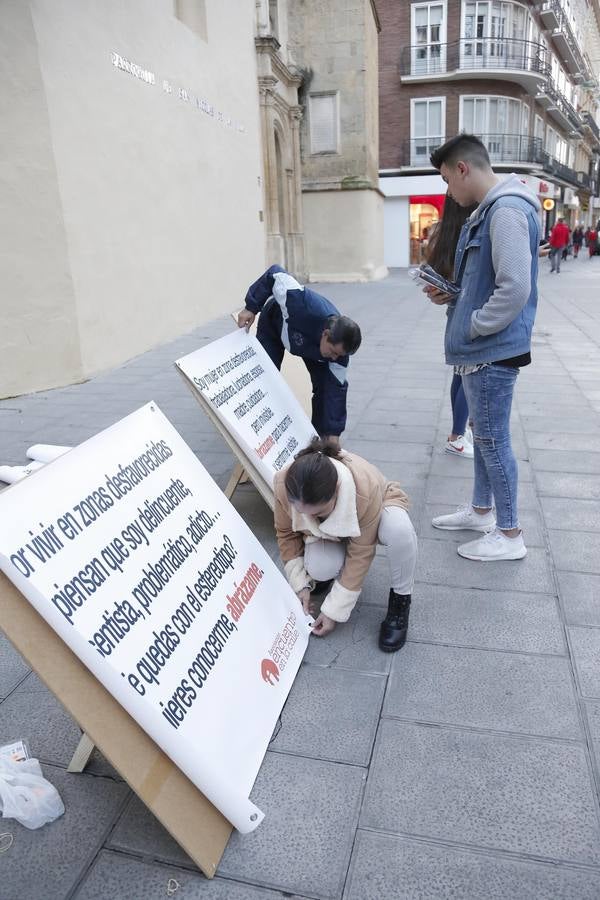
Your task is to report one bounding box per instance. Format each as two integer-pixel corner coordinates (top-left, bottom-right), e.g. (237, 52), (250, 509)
(1, 263), (600, 899)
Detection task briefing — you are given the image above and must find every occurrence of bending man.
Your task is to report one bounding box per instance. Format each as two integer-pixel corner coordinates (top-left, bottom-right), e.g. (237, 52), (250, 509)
(238, 265), (361, 443)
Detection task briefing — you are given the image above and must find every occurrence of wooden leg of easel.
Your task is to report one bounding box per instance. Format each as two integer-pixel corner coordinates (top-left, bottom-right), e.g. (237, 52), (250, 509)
(224, 462), (247, 499)
(67, 732), (95, 773)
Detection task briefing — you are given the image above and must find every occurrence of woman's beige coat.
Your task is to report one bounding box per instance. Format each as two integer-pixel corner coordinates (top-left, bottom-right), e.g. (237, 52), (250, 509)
(273, 451), (409, 622)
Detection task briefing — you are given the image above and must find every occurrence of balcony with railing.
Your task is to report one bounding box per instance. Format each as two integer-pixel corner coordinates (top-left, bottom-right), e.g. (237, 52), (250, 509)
(575, 170), (597, 193)
(542, 154), (593, 190)
(539, 1), (588, 80)
(399, 38), (550, 92)
(539, 0), (561, 30)
(536, 80), (583, 135)
(400, 134), (587, 191)
(581, 111), (600, 146)
(403, 134), (545, 169)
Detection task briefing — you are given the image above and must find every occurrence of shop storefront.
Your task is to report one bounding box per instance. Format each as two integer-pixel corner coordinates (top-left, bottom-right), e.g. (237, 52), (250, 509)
(409, 195), (446, 264)
(380, 170), (592, 267)
(380, 173), (448, 268)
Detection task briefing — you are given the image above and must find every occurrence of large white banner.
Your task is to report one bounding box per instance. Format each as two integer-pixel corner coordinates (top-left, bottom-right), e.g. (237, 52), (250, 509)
(0, 404), (311, 833)
(176, 330), (317, 487)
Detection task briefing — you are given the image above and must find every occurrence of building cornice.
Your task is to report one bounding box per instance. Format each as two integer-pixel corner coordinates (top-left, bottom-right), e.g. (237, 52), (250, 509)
(303, 182), (385, 198)
(255, 35), (302, 88)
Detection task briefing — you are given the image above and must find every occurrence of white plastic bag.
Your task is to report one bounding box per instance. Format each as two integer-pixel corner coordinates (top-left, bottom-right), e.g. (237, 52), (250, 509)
(0, 756), (65, 829)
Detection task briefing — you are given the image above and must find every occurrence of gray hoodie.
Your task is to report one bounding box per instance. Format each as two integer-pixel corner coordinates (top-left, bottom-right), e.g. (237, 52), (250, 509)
(467, 174), (541, 340)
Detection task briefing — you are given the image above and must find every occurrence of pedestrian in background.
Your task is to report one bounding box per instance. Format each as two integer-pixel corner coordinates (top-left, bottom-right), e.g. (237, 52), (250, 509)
(585, 225), (598, 258)
(572, 225), (584, 258)
(549, 217), (570, 273)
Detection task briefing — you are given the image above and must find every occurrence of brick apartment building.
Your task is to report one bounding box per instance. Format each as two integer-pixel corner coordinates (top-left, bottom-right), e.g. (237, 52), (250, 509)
(377, 0), (600, 266)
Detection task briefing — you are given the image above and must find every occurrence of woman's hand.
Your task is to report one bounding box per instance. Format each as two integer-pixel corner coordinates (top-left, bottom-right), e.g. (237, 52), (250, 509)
(297, 588), (312, 616)
(311, 612), (336, 637)
(423, 285), (452, 305)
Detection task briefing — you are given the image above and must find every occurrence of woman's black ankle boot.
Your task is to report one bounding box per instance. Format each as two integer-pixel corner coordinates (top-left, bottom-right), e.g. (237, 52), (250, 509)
(378, 590), (411, 652)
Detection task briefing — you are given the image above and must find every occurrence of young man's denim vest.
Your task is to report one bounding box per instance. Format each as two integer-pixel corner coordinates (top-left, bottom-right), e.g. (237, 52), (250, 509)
(445, 195), (540, 365)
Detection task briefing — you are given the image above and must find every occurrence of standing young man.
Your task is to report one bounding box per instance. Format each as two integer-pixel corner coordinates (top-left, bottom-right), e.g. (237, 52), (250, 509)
(238, 265), (362, 444)
(427, 134), (541, 561)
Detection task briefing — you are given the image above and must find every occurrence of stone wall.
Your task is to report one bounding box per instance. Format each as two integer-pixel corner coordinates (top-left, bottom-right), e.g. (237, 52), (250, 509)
(288, 0), (386, 281)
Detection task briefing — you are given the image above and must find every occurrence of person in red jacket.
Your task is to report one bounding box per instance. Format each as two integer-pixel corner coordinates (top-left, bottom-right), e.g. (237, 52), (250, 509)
(585, 226), (598, 258)
(549, 218), (570, 273)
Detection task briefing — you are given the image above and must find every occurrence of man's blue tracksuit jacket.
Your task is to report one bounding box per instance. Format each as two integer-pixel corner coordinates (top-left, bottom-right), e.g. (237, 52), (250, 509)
(243, 265), (349, 437)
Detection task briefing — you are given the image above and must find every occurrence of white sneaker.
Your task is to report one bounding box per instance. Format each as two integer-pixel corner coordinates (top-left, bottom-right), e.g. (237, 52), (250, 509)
(432, 505), (495, 532)
(457, 528), (527, 561)
(445, 436), (474, 458)
(464, 426), (474, 445)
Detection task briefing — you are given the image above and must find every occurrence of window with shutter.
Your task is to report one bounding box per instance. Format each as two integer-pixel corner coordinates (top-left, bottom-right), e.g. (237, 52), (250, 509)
(309, 94), (339, 154)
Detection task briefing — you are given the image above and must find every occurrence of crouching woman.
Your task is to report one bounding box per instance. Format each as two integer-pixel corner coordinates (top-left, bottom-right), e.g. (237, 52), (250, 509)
(273, 438), (418, 652)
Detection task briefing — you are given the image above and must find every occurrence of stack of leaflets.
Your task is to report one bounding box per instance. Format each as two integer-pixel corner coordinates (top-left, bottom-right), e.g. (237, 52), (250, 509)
(408, 264), (461, 296)
(0, 740), (30, 763)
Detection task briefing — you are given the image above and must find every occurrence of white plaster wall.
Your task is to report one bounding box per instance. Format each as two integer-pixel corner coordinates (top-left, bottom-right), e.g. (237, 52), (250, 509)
(0, 1), (83, 398)
(383, 197), (410, 269)
(380, 173), (448, 197)
(2, 0), (265, 397)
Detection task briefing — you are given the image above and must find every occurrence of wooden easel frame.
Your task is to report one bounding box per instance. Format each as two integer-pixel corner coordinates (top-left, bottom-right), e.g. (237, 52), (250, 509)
(0, 574), (231, 877)
(6, 356), (278, 797)
(1, 327), (312, 872)
(223, 462), (250, 500)
(67, 732), (95, 773)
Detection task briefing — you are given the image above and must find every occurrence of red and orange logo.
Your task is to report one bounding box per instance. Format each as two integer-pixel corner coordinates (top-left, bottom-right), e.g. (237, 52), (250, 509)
(261, 658), (280, 685)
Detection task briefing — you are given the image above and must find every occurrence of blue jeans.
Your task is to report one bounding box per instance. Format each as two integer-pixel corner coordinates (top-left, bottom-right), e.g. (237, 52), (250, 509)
(450, 373), (469, 435)
(550, 246), (561, 272)
(461, 364), (519, 530)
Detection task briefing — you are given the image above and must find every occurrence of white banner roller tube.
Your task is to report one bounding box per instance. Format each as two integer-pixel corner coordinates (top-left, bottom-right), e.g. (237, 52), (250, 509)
(176, 330), (317, 487)
(0, 461), (45, 484)
(0, 403), (311, 833)
(26, 444), (73, 463)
